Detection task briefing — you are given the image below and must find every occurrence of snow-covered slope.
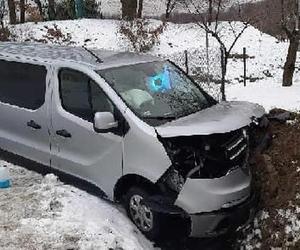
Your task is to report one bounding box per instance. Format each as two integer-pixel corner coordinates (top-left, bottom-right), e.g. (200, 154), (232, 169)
(2, 17), (300, 250)
(9, 18), (298, 112)
(10, 19), (286, 81)
(0, 161), (155, 250)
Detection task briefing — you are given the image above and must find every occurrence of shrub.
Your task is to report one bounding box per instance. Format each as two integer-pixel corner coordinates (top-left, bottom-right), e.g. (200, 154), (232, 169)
(43, 24), (73, 45)
(119, 19), (166, 53)
(0, 27), (10, 41)
(26, 4), (44, 22)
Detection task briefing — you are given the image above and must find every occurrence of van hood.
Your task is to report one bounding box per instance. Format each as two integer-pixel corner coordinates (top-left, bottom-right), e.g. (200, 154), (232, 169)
(155, 101), (265, 138)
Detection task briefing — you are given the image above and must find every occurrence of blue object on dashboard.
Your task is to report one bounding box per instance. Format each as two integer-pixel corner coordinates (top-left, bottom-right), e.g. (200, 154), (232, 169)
(148, 66), (171, 93)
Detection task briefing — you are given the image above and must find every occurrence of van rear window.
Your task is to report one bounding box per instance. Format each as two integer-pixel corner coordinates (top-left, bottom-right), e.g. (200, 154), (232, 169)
(0, 60), (46, 110)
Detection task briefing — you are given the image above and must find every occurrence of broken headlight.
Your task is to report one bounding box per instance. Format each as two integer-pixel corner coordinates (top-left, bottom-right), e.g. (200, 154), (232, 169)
(158, 129), (251, 181)
(251, 115), (269, 128)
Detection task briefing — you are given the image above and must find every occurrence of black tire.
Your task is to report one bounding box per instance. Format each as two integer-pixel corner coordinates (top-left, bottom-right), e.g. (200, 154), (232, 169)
(124, 186), (161, 240)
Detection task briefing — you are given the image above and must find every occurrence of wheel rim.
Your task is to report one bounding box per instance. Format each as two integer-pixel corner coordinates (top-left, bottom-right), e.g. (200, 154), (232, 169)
(129, 194), (154, 232)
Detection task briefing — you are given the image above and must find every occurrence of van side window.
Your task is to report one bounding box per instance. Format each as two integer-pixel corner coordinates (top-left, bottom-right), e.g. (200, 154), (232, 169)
(59, 69), (114, 122)
(0, 60), (46, 110)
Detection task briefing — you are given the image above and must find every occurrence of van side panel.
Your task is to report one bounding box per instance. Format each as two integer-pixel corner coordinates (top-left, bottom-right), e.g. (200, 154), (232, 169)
(122, 109), (172, 185)
(49, 66), (123, 200)
(0, 60), (50, 166)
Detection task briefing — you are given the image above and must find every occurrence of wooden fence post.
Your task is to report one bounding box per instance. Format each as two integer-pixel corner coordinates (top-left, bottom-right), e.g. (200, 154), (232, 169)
(184, 50), (189, 75)
(243, 47), (247, 87)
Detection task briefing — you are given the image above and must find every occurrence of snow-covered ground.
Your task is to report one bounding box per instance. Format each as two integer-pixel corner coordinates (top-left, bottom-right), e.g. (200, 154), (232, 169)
(2, 17), (300, 250)
(0, 161), (155, 250)
(227, 79), (300, 112)
(9, 18), (299, 111)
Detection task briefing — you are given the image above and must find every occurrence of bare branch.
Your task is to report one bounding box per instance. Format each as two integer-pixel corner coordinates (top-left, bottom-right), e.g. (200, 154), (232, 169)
(227, 22), (250, 54)
(228, 21), (237, 38)
(214, 0), (222, 33)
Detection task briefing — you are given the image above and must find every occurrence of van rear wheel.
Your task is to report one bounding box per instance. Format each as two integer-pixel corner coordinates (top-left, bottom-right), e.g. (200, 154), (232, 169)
(124, 187), (161, 240)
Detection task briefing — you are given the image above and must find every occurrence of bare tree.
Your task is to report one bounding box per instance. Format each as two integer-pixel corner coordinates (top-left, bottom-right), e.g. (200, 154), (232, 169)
(165, 0), (176, 19)
(20, 0), (25, 23)
(137, 0), (143, 18)
(34, 0), (44, 20)
(185, 0), (251, 100)
(7, 0), (16, 24)
(0, 0), (5, 28)
(121, 0), (137, 20)
(281, 0), (299, 87)
(236, 0), (298, 87)
(48, 0), (56, 20)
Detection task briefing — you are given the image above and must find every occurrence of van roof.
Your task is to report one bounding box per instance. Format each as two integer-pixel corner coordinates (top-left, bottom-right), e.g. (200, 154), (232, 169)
(0, 42), (162, 70)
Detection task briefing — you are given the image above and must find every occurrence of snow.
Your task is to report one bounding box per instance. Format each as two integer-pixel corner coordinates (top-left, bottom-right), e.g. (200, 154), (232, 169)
(227, 79), (300, 112)
(9, 18), (300, 111)
(2, 16), (300, 249)
(0, 161), (155, 250)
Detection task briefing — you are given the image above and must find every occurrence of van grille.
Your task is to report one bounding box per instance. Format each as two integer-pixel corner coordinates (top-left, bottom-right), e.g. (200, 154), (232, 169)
(224, 130), (248, 161)
(200, 129), (249, 178)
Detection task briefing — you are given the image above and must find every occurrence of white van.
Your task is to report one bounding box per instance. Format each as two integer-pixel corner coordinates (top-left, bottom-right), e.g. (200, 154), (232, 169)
(0, 42), (268, 239)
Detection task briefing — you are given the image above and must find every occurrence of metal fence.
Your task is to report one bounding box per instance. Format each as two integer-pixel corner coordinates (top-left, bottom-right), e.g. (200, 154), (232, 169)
(160, 47), (223, 101)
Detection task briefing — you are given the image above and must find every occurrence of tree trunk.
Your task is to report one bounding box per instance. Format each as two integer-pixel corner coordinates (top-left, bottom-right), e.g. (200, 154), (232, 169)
(121, 0), (137, 20)
(220, 47), (227, 101)
(7, 0), (16, 24)
(137, 0), (143, 18)
(20, 0), (25, 23)
(165, 0), (174, 20)
(34, 0), (44, 20)
(0, 0), (4, 28)
(48, 0), (56, 20)
(208, 0), (213, 25)
(283, 36), (299, 86)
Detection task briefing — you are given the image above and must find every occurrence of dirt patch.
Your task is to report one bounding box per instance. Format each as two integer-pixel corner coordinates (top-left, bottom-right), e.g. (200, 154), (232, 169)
(241, 110), (300, 249)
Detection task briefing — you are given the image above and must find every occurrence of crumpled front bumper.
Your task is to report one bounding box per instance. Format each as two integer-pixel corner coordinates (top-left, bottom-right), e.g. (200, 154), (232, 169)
(188, 192), (258, 237)
(144, 191), (258, 238)
(147, 167), (256, 238)
(174, 167), (252, 214)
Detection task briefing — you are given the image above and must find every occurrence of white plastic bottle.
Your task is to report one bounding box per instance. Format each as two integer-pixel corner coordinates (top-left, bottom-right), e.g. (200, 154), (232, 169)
(0, 166), (10, 188)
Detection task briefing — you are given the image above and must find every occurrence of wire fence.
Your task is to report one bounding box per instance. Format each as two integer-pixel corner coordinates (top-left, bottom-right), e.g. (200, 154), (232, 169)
(160, 47), (223, 101)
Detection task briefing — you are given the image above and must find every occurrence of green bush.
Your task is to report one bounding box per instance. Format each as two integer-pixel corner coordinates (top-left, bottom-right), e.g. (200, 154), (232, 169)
(53, 0), (101, 20)
(84, 0), (101, 18)
(55, 0), (76, 20)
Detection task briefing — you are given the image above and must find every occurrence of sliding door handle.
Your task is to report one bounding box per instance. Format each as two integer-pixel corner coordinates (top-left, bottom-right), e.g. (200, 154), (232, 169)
(56, 129), (72, 138)
(27, 120), (41, 130)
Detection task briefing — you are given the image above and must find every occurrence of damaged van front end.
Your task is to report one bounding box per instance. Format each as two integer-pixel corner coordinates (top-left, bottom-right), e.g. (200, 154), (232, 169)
(150, 101), (269, 238)
(98, 60), (269, 239)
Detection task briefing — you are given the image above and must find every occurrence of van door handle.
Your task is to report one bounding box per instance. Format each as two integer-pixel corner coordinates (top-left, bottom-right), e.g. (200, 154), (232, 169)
(27, 120), (41, 130)
(56, 129), (72, 138)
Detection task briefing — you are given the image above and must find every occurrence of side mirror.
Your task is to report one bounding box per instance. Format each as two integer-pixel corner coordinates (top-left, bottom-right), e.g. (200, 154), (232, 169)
(94, 112), (118, 133)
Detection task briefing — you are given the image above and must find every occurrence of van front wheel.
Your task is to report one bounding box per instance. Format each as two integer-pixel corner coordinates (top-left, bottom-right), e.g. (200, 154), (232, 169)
(124, 187), (161, 240)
